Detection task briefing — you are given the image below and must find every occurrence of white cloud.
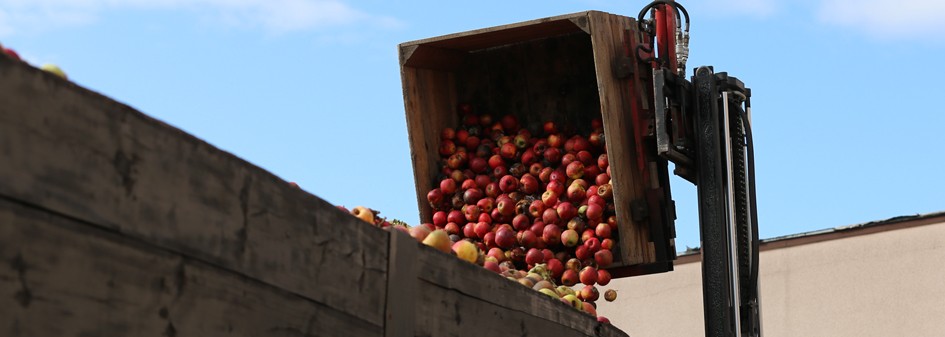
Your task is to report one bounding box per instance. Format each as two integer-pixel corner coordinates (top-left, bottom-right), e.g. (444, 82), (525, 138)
(818, 0), (945, 37)
(0, 0), (402, 36)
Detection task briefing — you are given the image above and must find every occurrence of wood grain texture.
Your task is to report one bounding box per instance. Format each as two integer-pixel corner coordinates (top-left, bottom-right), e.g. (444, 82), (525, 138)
(0, 198), (382, 337)
(0, 56), (389, 326)
(587, 12), (656, 266)
(415, 244), (629, 337)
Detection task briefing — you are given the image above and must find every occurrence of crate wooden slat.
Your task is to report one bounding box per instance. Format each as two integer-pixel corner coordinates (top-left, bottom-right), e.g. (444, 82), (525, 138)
(399, 10), (676, 275)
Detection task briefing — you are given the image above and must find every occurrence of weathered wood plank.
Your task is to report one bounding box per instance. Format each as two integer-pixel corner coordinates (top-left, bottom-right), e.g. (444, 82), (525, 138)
(385, 230), (418, 337)
(401, 66), (458, 222)
(415, 276), (628, 337)
(588, 11), (656, 266)
(0, 56), (389, 325)
(415, 245), (629, 337)
(0, 198), (383, 337)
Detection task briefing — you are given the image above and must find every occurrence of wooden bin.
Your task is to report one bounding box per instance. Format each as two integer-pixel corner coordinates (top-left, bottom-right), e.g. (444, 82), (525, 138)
(400, 11), (677, 276)
(0, 52), (627, 336)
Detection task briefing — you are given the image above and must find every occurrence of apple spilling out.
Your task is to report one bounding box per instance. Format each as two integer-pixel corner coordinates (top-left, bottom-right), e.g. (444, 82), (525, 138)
(332, 104), (625, 321)
(419, 103), (625, 315)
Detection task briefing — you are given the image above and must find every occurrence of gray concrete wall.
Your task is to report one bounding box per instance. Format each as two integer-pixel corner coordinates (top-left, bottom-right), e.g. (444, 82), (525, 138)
(597, 219), (945, 337)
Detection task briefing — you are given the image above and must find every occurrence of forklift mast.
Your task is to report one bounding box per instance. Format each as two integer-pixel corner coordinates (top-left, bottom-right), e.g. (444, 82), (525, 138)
(634, 1), (762, 336)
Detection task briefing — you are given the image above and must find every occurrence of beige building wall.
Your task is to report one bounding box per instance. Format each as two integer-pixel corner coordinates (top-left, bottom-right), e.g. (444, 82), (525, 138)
(597, 215), (945, 337)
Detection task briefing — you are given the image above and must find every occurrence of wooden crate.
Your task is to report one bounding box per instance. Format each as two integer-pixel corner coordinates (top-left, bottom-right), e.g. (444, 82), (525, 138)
(0, 51), (626, 336)
(399, 11), (676, 276)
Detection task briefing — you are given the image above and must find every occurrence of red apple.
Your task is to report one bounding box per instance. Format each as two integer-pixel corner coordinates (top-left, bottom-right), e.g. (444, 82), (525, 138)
(496, 198), (515, 216)
(595, 222), (611, 239)
(572, 136), (590, 152)
(528, 163), (542, 177)
(598, 154), (609, 170)
(601, 238), (615, 250)
(519, 174), (539, 194)
(542, 224), (562, 246)
(474, 221), (492, 239)
(447, 210), (464, 224)
(566, 183), (586, 202)
(492, 165), (508, 178)
(439, 140), (456, 156)
(465, 135), (481, 149)
(543, 121), (557, 135)
(483, 231), (496, 248)
(546, 180), (565, 197)
(520, 149), (537, 165)
(432, 211), (447, 227)
(595, 173), (610, 186)
(488, 154), (504, 168)
(583, 165), (601, 180)
(566, 161), (585, 180)
(556, 202), (578, 222)
(579, 285), (600, 302)
(463, 222), (477, 238)
(477, 197), (495, 214)
(485, 182), (500, 198)
(587, 194), (605, 207)
(498, 175), (519, 193)
(479, 114), (493, 126)
(487, 247), (506, 262)
(597, 269), (612, 286)
(512, 213), (530, 231)
(483, 260), (501, 273)
(547, 134), (564, 148)
(585, 237), (601, 253)
(470, 157), (488, 173)
(517, 230), (538, 248)
(579, 266), (598, 285)
(463, 205), (480, 222)
(444, 222), (461, 236)
(495, 227), (515, 249)
(542, 208), (560, 225)
(450, 169), (465, 183)
(594, 249), (613, 268)
(586, 203), (603, 222)
(525, 248), (544, 266)
(561, 269), (579, 286)
(547, 258), (564, 279)
(529, 221), (546, 238)
(575, 245), (591, 260)
(538, 167), (553, 183)
(561, 153), (576, 167)
(523, 201), (542, 219)
(440, 128), (456, 140)
(549, 169), (567, 183)
(440, 179), (457, 195)
(543, 147), (562, 163)
(561, 229), (579, 247)
(581, 229), (596, 243)
(541, 190), (559, 208)
(500, 142), (517, 159)
(461, 179), (476, 191)
(427, 188), (444, 206)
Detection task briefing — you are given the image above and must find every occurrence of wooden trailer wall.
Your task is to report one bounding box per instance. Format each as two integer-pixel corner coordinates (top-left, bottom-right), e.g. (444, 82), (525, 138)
(0, 53), (626, 337)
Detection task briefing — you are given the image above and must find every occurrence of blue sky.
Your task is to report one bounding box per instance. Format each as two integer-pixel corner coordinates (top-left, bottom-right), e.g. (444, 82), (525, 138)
(2, 0), (943, 250)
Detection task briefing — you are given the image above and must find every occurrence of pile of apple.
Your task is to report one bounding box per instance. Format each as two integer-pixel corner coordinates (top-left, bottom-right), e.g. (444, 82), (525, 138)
(420, 103), (620, 319)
